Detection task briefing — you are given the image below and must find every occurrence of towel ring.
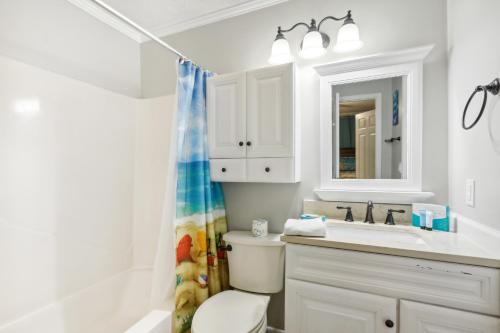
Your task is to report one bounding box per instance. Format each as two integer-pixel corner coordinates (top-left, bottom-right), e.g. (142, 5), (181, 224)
(462, 78), (500, 130)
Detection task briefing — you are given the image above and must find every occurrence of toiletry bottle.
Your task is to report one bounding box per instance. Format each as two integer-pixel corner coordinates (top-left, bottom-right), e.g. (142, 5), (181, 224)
(418, 209), (426, 230)
(425, 210), (434, 231)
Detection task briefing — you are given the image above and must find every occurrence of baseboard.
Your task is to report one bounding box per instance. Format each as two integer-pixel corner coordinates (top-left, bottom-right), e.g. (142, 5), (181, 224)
(267, 327), (285, 333)
(451, 212), (500, 254)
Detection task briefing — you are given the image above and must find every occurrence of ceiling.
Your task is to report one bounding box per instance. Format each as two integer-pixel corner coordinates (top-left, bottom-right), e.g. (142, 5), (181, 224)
(340, 99), (376, 116)
(69, 0), (287, 41)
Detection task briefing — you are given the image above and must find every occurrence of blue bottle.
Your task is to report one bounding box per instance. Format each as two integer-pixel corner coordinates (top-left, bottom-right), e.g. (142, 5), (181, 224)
(418, 209), (426, 230)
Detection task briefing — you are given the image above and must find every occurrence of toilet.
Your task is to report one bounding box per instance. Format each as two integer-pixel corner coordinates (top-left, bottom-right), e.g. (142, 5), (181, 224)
(191, 231), (285, 333)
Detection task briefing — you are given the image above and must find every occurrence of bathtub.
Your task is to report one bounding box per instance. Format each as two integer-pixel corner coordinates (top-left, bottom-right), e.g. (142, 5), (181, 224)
(0, 268), (172, 333)
(125, 311), (171, 333)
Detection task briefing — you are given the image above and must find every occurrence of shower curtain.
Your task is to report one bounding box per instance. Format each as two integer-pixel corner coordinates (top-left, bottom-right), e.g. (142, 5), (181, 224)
(173, 60), (230, 333)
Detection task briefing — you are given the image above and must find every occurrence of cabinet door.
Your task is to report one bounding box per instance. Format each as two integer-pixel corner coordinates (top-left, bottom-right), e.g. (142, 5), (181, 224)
(286, 279), (397, 333)
(246, 63), (294, 158)
(207, 72), (246, 158)
(401, 300), (500, 333)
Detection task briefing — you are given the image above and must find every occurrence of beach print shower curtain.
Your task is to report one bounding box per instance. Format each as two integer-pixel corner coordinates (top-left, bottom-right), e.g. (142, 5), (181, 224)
(174, 60), (230, 333)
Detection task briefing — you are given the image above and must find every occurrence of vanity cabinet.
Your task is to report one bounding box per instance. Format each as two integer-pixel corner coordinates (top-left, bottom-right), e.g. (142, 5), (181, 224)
(285, 244), (500, 332)
(207, 63), (299, 183)
(286, 279), (397, 333)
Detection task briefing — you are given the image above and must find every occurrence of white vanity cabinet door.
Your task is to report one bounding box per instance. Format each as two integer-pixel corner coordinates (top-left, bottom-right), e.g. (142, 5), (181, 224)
(286, 279), (397, 333)
(207, 72), (246, 158)
(246, 63), (294, 158)
(401, 300), (500, 333)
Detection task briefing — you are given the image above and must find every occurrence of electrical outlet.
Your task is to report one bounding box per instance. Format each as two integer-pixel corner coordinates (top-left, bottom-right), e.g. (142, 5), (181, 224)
(466, 179), (475, 207)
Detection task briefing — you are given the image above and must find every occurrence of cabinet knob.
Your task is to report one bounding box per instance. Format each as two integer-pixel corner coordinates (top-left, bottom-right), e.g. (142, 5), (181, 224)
(221, 167), (226, 173)
(265, 167), (270, 173)
(246, 141), (252, 146)
(385, 319), (394, 328)
(238, 141), (244, 146)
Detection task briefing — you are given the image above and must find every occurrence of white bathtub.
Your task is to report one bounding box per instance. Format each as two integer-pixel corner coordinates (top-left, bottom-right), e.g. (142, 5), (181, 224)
(0, 268), (172, 333)
(125, 311), (171, 333)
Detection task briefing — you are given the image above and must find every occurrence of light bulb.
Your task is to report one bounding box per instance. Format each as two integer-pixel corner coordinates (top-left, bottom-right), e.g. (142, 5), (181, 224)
(299, 30), (327, 59)
(268, 37), (293, 64)
(334, 22), (363, 53)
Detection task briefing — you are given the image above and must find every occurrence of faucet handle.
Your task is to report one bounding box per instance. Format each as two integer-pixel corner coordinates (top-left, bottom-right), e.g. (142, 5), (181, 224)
(364, 201), (375, 224)
(385, 209), (405, 225)
(337, 206), (354, 222)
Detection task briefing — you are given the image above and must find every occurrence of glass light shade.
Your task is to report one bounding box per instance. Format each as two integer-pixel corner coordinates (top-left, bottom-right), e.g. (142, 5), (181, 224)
(334, 22), (363, 53)
(299, 30), (327, 59)
(268, 37), (293, 64)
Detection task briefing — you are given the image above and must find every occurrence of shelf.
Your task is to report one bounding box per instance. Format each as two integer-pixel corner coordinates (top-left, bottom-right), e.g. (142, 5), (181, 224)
(314, 189), (435, 204)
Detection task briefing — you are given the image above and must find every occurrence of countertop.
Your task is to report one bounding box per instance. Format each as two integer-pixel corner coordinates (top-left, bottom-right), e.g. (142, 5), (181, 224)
(281, 220), (500, 268)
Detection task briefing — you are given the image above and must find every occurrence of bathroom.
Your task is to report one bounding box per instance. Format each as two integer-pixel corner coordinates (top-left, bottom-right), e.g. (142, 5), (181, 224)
(1, 0), (499, 332)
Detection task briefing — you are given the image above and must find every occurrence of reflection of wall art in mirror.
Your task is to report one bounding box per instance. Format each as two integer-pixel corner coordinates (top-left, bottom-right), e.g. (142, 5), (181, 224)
(393, 89), (399, 126)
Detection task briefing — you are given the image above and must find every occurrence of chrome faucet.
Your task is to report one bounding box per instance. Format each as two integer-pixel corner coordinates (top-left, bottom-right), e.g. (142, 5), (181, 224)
(364, 200), (375, 224)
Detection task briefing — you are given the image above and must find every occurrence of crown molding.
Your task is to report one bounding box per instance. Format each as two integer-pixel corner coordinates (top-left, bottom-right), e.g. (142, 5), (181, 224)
(149, 0), (289, 38)
(314, 44), (435, 76)
(67, 0), (145, 42)
(68, 0), (288, 44)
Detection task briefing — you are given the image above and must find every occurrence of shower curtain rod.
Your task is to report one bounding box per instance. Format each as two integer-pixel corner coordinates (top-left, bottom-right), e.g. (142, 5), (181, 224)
(89, 0), (188, 60)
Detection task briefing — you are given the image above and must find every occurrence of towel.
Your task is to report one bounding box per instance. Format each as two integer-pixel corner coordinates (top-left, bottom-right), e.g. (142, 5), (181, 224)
(284, 218), (326, 237)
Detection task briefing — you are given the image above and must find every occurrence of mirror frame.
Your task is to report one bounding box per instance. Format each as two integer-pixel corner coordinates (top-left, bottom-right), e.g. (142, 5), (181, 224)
(314, 45), (434, 201)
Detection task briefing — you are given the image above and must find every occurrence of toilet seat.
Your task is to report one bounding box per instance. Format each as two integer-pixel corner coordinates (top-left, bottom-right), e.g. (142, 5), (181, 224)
(191, 290), (269, 333)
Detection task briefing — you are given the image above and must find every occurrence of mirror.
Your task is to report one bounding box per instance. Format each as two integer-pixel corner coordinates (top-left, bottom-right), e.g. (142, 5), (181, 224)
(332, 76), (406, 179)
(315, 45), (433, 197)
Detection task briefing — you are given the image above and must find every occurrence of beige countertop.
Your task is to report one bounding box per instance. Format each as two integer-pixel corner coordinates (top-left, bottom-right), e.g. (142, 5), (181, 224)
(281, 220), (500, 268)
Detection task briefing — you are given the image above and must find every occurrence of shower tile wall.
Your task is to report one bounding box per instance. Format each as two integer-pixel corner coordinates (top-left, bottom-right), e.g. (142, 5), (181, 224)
(133, 95), (175, 268)
(0, 55), (137, 326)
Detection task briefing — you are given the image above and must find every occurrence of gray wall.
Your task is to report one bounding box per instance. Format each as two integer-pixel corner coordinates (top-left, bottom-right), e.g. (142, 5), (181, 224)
(0, 0), (141, 97)
(448, 0), (500, 231)
(141, 0), (449, 234)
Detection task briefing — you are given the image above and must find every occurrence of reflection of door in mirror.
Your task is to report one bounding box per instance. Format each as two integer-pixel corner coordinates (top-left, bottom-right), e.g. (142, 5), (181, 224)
(355, 109), (376, 179)
(337, 98), (377, 179)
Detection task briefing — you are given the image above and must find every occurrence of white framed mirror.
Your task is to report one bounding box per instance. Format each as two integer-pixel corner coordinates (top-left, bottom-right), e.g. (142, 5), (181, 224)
(314, 45), (435, 203)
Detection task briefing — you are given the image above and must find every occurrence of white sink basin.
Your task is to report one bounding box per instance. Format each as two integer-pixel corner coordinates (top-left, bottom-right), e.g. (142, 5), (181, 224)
(327, 220), (429, 248)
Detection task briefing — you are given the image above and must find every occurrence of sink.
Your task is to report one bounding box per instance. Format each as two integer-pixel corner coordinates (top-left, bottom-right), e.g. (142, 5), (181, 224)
(327, 221), (429, 248)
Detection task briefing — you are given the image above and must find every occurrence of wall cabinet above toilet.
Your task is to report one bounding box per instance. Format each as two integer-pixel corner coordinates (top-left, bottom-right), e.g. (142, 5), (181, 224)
(207, 63), (300, 183)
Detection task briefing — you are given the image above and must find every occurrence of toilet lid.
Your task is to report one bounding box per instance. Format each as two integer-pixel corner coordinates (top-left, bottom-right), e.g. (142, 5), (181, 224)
(191, 290), (268, 333)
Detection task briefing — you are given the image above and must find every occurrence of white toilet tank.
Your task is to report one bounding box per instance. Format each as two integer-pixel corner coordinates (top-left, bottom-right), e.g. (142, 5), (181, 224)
(223, 231), (285, 294)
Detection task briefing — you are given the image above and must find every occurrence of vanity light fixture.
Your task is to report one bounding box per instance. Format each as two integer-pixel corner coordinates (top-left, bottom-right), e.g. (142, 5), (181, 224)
(268, 10), (363, 64)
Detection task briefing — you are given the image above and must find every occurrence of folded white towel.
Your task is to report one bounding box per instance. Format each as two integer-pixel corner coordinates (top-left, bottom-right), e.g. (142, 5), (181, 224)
(284, 218), (326, 237)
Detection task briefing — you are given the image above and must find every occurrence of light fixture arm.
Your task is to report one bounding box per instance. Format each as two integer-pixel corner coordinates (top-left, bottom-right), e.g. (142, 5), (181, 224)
(278, 22), (311, 34)
(276, 10), (352, 36)
(317, 10), (352, 30)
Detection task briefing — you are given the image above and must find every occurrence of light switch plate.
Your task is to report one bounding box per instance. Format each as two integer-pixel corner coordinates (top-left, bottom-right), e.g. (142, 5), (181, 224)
(466, 179), (475, 207)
